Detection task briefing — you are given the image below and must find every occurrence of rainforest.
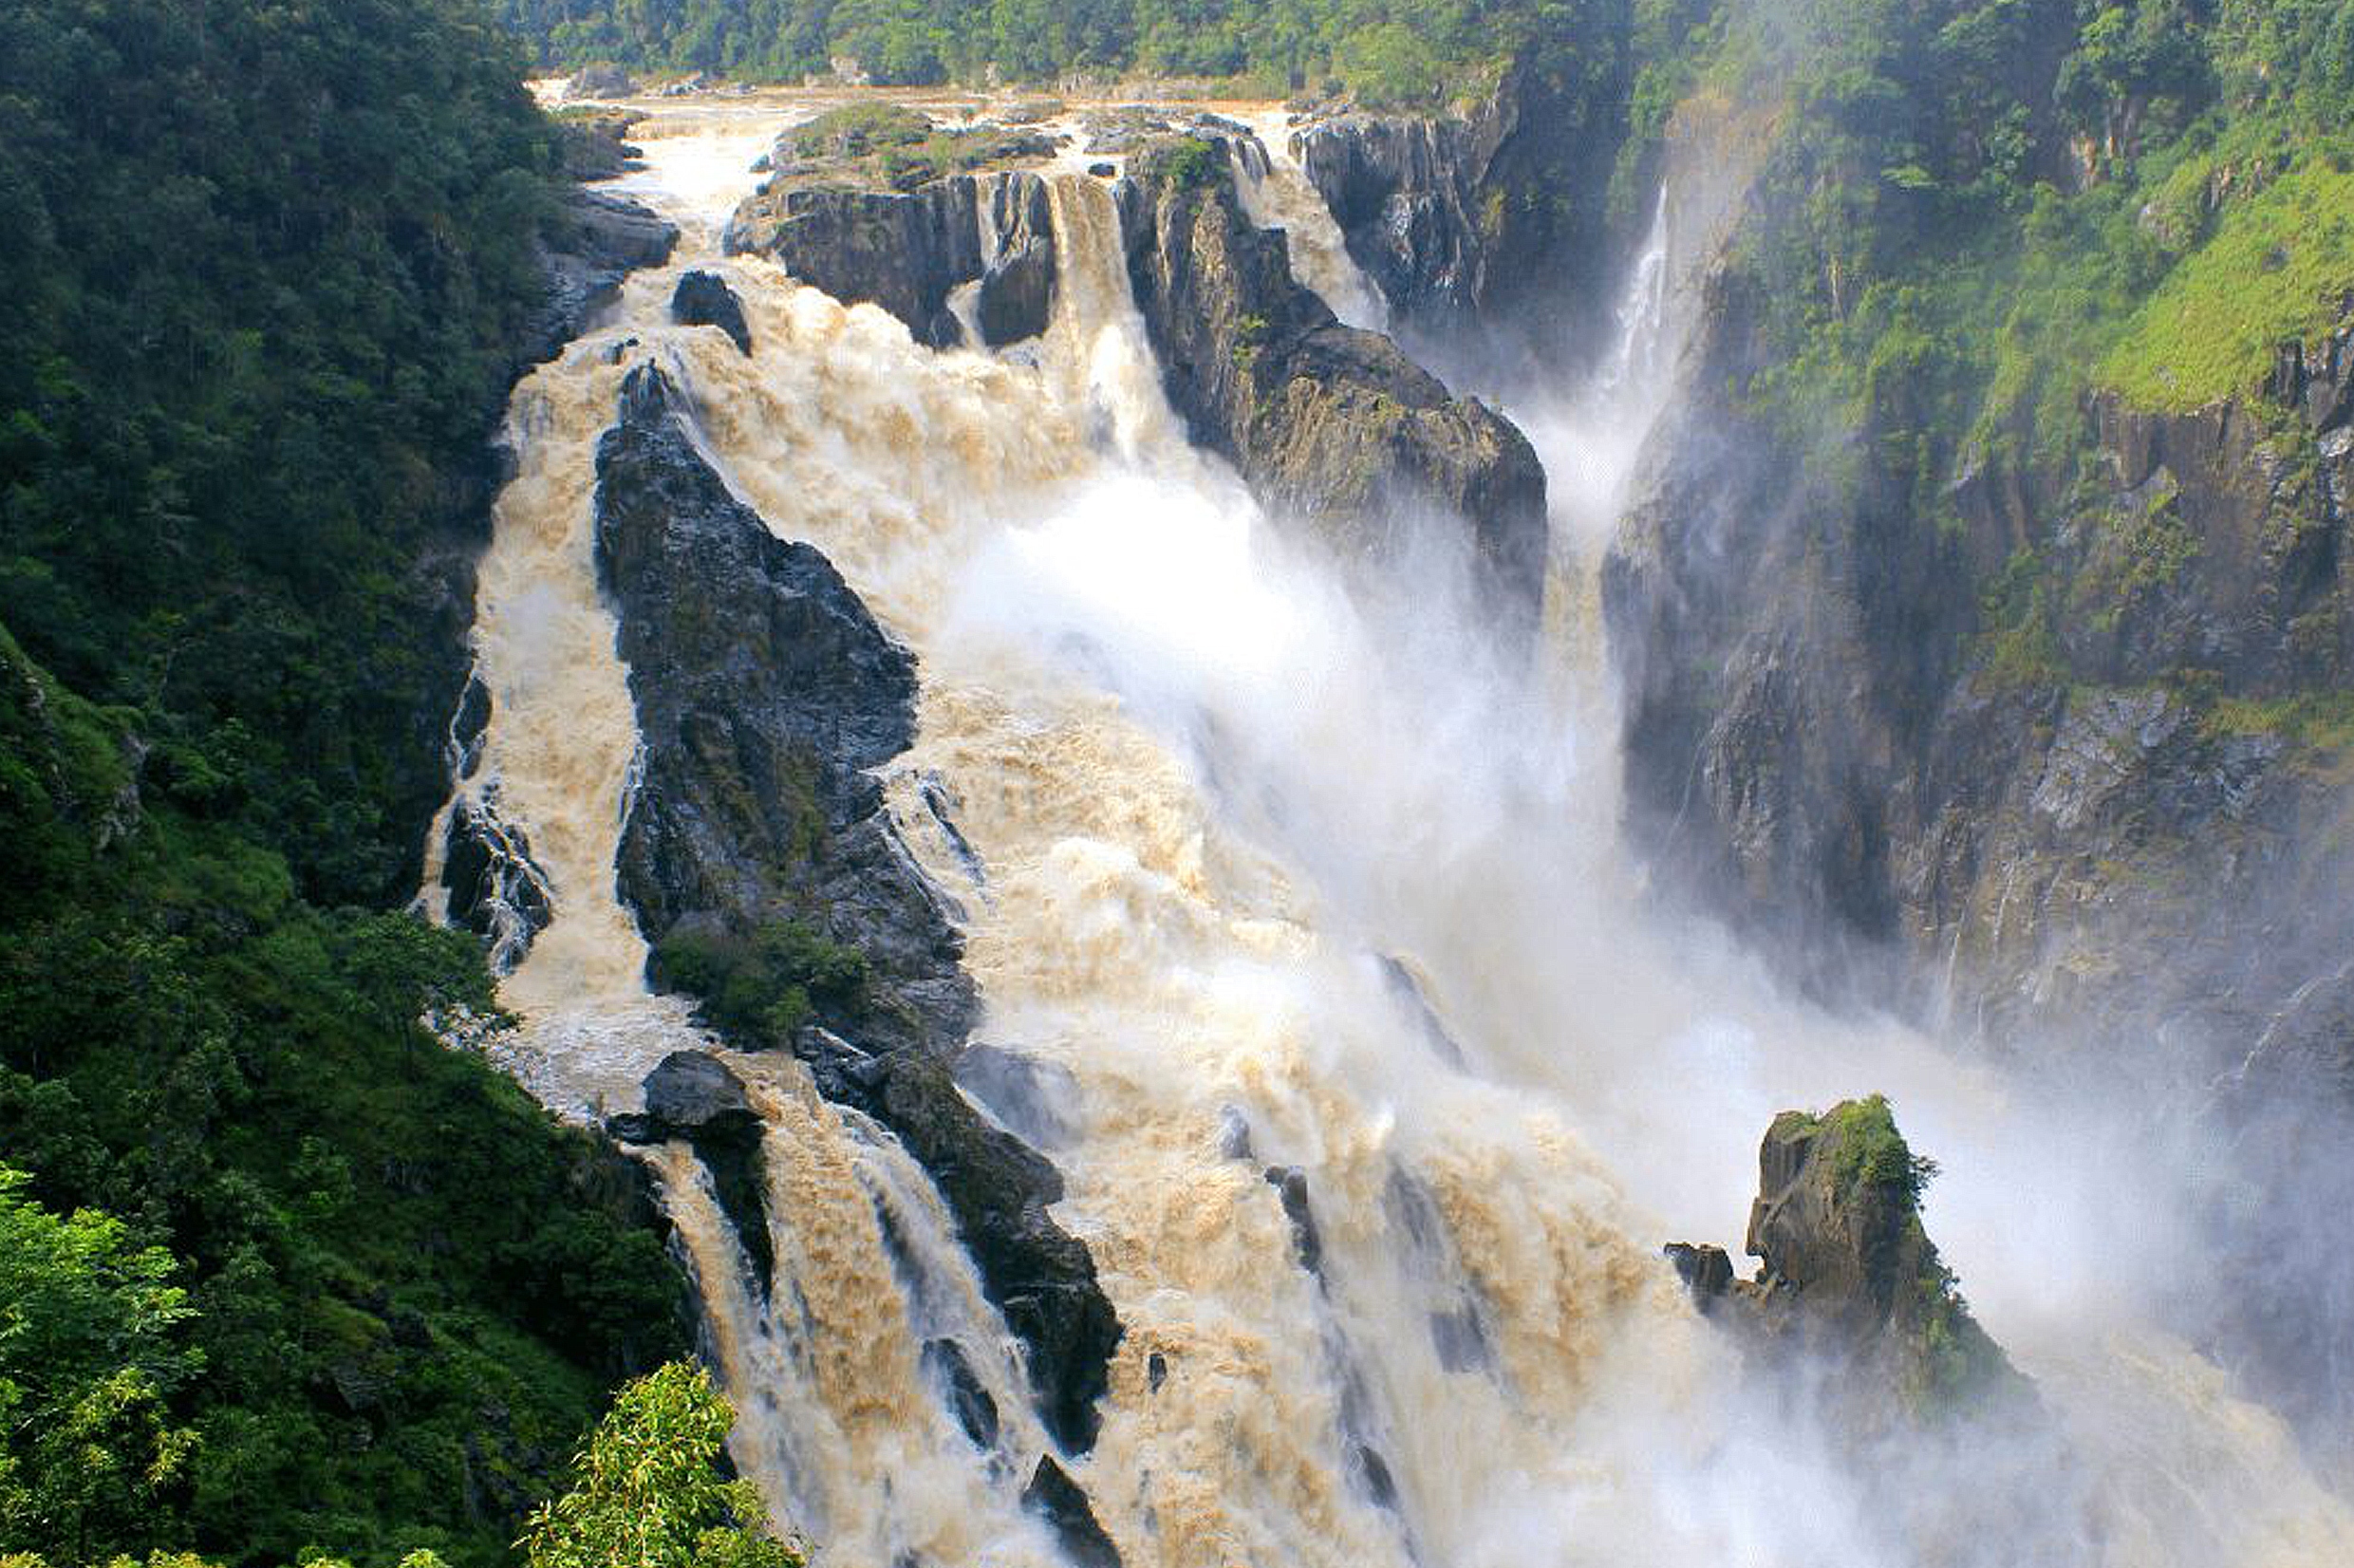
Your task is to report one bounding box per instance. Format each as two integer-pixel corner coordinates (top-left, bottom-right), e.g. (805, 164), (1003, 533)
(3, 0), (2352, 1564)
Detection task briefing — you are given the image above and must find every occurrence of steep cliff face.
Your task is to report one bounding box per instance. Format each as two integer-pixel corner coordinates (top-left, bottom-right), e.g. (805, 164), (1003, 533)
(1296, 50), (1632, 361)
(1610, 271), (2354, 1430)
(591, 363), (1122, 1453)
(1120, 140), (1550, 626)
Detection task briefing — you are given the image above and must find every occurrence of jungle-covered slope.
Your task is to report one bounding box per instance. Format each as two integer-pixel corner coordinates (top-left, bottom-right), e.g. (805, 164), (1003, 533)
(0, 3), (686, 1562)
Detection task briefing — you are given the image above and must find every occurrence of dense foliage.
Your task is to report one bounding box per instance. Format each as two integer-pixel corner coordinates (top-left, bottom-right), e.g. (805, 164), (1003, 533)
(0, 1358), (784, 1568)
(0, 2), (690, 1563)
(501, 0), (1615, 103)
(0, 0), (555, 907)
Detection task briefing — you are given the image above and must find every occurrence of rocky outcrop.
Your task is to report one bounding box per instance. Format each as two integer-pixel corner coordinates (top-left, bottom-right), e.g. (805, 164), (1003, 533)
(1023, 1456), (1122, 1568)
(527, 190), (678, 366)
(594, 364), (970, 1053)
(725, 172), (1056, 348)
(1119, 140), (1549, 627)
(1678, 1097), (2025, 1421)
(439, 793), (553, 973)
(609, 1051), (775, 1290)
(1297, 49), (1633, 360)
(1668, 1102), (2091, 1560)
(590, 364), (1121, 1453)
(670, 271), (751, 355)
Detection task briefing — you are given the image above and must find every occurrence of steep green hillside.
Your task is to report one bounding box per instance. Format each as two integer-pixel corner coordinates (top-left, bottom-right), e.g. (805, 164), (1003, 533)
(0, 3), (687, 1562)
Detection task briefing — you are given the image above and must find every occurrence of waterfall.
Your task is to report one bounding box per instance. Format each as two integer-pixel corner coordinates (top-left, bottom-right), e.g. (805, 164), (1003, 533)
(433, 96), (2354, 1568)
(1231, 112), (1390, 333)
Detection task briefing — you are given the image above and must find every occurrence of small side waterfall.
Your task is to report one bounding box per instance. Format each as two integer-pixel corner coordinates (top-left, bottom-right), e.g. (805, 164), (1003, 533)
(430, 93), (2354, 1568)
(1230, 113), (1390, 333)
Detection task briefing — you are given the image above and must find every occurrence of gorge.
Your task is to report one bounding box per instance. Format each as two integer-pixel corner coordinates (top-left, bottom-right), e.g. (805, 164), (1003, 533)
(430, 77), (2351, 1568)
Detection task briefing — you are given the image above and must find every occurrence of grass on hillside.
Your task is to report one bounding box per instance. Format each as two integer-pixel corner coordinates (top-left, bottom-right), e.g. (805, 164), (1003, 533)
(2100, 151), (2354, 411)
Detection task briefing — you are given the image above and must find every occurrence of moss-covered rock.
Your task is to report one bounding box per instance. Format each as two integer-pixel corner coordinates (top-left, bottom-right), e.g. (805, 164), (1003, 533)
(1672, 1096), (2027, 1425)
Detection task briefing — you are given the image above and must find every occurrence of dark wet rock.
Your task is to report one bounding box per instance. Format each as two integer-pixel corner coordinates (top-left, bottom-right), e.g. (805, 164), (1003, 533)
(1377, 954), (1467, 1067)
(1263, 1166), (1323, 1275)
(1021, 1456), (1122, 1568)
(977, 232), (1055, 345)
(1662, 1241), (1735, 1306)
(1215, 1105), (1255, 1161)
(1088, 161), (1116, 178)
(446, 670), (492, 778)
(670, 270), (753, 355)
(1118, 140), (1547, 631)
(528, 191), (678, 365)
(1427, 1305), (1490, 1372)
(594, 363), (973, 1055)
(1349, 1443), (1400, 1511)
(607, 1052), (774, 1293)
(922, 1337), (1000, 1450)
(591, 364), (1121, 1452)
(725, 171), (1056, 349)
(439, 795), (553, 973)
(1146, 1351), (1168, 1391)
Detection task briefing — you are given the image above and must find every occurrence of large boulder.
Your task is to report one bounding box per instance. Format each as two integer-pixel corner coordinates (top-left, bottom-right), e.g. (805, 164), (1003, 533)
(608, 1052), (774, 1291)
(670, 271), (752, 355)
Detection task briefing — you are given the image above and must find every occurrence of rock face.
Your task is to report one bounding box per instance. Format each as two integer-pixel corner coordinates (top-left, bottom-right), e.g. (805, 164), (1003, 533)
(594, 364), (970, 1052)
(1297, 53), (1632, 359)
(669, 271), (752, 355)
(1118, 140), (1549, 628)
(590, 364), (1121, 1454)
(1611, 269), (2354, 1439)
(725, 172), (1056, 348)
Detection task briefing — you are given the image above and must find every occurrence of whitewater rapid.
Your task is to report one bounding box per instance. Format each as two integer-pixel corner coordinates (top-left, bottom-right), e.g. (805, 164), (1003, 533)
(434, 95), (2354, 1568)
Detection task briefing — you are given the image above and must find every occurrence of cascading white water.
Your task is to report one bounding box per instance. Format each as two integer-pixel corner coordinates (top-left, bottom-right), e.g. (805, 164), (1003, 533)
(439, 93), (2354, 1568)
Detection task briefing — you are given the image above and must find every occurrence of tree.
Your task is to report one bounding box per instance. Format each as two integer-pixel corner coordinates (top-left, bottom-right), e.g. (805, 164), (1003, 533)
(519, 1364), (801, 1568)
(0, 1167), (201, 1563)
